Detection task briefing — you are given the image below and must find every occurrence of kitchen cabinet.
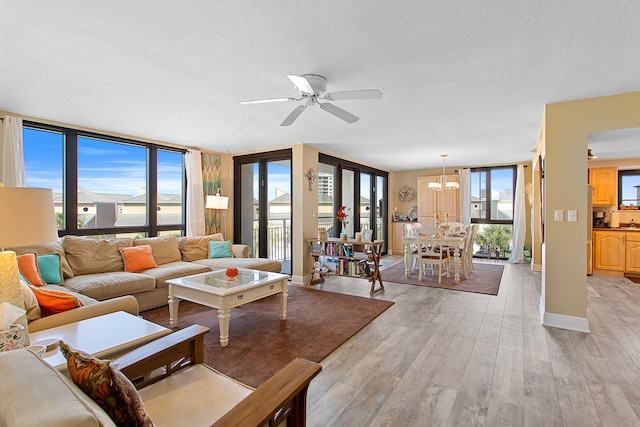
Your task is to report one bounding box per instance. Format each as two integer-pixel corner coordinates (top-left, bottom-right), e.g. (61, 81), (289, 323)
(626, 233), (640, 273)
(593, 231), (625, 271)
(589, 167), (617, 205)
(417, 175), (459, 225)
(391, 222), (408, 255)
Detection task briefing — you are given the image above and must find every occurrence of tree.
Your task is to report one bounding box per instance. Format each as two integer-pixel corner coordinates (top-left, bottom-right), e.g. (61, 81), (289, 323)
(474, 225), (512, 254)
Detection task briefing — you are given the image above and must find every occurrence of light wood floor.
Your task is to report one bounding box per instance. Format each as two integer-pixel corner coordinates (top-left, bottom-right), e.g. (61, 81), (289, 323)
(303, 256), (640, 427)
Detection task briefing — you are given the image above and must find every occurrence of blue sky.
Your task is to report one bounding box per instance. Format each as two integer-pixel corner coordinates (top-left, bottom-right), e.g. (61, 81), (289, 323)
(23, 128), (183, 195)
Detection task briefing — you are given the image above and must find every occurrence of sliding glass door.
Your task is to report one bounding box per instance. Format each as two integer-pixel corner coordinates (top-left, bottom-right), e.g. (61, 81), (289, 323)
(235, 150), (292, 274)
(319, 154), (388, 252)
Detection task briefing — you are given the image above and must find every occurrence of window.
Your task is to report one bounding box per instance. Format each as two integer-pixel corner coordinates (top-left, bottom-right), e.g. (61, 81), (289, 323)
(318, 154), (388, 252)
(23, 127), (65, 230)
(619, 170), (640, 207)
(470, 166), (516, 260)
(23, 122), (185, 239)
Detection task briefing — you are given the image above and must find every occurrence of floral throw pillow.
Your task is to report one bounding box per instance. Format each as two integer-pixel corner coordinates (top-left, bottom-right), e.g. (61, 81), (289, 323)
(59, 340), (154, 427)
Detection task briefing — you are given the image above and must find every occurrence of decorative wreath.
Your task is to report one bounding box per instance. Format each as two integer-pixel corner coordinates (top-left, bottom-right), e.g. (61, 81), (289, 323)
(399, 185), (415, 202)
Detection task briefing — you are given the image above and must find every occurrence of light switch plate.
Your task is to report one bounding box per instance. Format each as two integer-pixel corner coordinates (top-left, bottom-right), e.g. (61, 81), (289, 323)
(554, 210), (564, 221)
(568, 210), (577, 222)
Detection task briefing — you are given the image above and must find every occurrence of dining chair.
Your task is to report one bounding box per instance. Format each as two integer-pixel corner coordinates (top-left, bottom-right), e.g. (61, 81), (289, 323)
(413, 227), (445, 269)
(417, 235), (450, 283)
(465, 224), (476, 273)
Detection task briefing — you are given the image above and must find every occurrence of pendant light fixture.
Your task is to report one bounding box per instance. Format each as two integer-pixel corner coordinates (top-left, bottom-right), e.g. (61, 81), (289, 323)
(428, 154), (459, 191)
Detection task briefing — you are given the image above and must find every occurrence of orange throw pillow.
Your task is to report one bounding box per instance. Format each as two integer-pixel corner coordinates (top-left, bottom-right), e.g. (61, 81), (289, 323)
(119, 245), (158, 273)
(30, 287), (85, 317)
(17, 253), (46, 286)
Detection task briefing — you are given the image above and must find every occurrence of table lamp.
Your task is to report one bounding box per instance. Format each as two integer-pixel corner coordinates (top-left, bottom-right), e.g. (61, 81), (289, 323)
(0, 186), (59, 291)
(206, 189), (229, 239)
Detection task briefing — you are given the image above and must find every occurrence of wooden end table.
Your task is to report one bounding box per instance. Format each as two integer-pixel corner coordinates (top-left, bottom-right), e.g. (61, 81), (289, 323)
(29, 311), (171, 371)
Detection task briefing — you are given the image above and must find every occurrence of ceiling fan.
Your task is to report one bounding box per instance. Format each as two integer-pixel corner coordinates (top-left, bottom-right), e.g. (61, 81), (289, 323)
(238, 74), (383, 126)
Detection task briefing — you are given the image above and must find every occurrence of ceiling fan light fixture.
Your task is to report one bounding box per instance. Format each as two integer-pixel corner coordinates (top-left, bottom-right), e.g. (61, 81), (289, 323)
(588, 148), (598, 160)
(238, 74), (383, 126)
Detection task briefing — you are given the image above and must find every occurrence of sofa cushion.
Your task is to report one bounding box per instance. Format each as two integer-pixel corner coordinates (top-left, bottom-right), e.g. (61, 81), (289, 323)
(137, 261), (210, 289)
(120, 245), (158, 273)
(20, 279), (41, 321)
(9, 241), (74, 279)
(16, 253), (46, 286)
(42, 284), (99, 306)
(193, 257), (282, 273)
(179, 233), (224, 262)
(138, 364), (252, 426)
(63, 236), (133, 276)
(208, 240), (232, 258)
(134, 235), (182, 265)
(0, 349), (115, 427)
(30, 287), (85, 317)
(37, 253), (64, 285)
(63, 272), (156, 301)
(59, 341), (154, 427)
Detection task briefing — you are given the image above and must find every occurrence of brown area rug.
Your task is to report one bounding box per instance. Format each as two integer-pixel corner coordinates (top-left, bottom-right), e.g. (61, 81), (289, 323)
(141, 285), (393, 387)
(382, 261), (504, 295)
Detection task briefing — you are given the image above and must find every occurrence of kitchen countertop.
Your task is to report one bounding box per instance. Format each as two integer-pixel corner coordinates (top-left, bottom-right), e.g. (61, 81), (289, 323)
(594, 227), (640, 232)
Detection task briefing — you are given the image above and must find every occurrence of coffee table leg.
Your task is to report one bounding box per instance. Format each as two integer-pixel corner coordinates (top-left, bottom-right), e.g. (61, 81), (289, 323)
(280, 282), (288, 320)
(217, 308), (230, 347)
(168, 286), (180, 328)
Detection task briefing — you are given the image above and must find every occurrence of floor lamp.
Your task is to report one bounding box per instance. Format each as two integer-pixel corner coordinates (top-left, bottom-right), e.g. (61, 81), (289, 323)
(206, 189), (229, 239)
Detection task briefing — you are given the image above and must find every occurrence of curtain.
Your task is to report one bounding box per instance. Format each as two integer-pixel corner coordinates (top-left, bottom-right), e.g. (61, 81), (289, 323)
(0, 116), (26, 186)
(185, 149), (205, 236)
(458, 168), (471, 225)
(509, 165), (526, 263)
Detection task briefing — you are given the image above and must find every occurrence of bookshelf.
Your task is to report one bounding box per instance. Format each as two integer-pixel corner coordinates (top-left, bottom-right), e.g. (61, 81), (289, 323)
(307, 237), (384, 295)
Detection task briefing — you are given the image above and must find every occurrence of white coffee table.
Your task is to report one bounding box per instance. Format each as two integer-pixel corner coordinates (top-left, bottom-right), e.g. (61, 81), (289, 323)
(29, 311), (171, 371)
(166, 268), (289, 347)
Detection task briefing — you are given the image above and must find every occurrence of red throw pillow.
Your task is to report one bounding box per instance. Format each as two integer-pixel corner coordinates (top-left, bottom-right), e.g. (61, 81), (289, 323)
(119, 245), (158, 273)
(30, 287), (84, 317)
(16, 253), (46, 286)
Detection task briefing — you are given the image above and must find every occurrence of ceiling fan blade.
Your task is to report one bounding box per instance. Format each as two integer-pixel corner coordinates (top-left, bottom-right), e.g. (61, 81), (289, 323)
(323, 89), (383, 101)
(319, 102), (359, 123)
(280, 105), (306, 126)
(287, 74), (315, 95)
(238, 97), (295, 105)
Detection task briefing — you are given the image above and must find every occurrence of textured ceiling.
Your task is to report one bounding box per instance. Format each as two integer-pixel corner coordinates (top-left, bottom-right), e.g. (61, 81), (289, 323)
(1, 1), (639, 171)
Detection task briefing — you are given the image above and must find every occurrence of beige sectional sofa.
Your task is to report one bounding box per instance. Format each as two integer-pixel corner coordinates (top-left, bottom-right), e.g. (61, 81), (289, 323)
(11, 234), (282, 313)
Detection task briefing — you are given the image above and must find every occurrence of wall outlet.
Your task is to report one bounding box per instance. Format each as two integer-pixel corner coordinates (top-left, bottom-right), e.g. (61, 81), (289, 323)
(554, 210), (564, 221)
(568, 210), (577, 222)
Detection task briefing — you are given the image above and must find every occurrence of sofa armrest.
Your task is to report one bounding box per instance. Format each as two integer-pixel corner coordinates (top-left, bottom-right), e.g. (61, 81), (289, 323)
(231, 244), (250, 258)
(28, 295), (140, 333)
(112, 324), (210, 388)
(112, 325), (321, 427)
(212, 358), (322, 427)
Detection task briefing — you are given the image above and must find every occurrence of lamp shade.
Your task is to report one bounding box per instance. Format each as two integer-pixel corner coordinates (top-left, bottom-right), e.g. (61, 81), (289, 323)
(0, 187), (59, 248)
(206, 195), (229, 210)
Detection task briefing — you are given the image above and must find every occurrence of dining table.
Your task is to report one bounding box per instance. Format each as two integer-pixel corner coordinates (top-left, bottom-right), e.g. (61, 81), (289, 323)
(402, 234), (467, 283)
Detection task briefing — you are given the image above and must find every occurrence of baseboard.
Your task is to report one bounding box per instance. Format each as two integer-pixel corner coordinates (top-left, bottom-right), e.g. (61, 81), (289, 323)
(539, 297), (590, 333)
(290, 274), (309, 286)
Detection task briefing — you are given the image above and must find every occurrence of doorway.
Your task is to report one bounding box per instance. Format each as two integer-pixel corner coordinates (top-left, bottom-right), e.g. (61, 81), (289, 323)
(234, 149), (292, 275)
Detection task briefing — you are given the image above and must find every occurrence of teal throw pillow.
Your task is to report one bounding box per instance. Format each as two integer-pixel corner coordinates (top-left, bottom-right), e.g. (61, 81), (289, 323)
(208, 240), (232, 259)
(37, 253), (63, 285)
